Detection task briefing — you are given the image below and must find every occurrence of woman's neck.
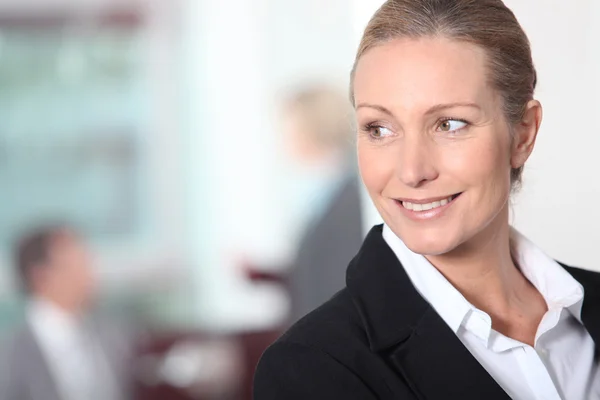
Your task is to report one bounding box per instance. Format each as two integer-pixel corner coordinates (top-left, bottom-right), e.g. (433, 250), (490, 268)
(425, 210), (547, 345)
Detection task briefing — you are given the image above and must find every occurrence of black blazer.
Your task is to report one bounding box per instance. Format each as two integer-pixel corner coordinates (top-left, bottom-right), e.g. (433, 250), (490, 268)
(254, 225), (600, 400)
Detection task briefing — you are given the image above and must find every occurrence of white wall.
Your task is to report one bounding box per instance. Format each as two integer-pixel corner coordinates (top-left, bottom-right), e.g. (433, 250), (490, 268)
(183, 0), (283, 331)
(501, 0), (600, 270)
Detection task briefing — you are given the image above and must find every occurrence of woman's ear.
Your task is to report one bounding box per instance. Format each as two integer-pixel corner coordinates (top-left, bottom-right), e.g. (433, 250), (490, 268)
(511, 100), (543, 169)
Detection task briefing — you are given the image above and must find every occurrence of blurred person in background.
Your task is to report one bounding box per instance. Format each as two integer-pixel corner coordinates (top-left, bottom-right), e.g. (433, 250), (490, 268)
(0, 225), (134, 400)
(282, 85), (364, 322)
(247, 84), (364, 323)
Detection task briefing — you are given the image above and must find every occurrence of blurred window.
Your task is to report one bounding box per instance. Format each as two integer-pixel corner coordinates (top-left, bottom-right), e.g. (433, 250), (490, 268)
(0, 11), (149, 245)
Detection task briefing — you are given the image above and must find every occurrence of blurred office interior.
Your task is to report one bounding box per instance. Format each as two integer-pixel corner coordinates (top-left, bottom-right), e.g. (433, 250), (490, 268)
(0, 0), (599, 399)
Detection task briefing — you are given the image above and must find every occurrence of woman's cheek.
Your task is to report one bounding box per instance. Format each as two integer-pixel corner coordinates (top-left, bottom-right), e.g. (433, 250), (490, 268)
(358, 146), (396, 194)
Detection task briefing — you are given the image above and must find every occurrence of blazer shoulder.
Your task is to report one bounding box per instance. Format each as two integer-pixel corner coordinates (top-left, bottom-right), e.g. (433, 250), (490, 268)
(254, 339), (378, 400)
(254, 290), (379, 400)
(279, 288), (368, 351)
(559, 262), (600, 288)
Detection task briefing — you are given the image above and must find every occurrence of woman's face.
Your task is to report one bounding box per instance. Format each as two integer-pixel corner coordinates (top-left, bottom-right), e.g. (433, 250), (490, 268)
(354, 37), (538, 256)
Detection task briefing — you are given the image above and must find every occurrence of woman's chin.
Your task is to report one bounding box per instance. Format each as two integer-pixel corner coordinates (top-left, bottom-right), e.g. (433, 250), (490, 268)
(399, 232), (460, 257)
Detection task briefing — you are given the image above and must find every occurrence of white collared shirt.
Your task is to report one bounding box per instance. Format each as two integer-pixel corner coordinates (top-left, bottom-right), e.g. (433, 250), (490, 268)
(382, 225), (600, 400)
(27, 299), (121, 400)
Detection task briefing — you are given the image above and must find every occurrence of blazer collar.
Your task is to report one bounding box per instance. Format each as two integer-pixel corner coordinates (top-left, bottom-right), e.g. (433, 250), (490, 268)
(346, 225), (428, 351)
(346, 225), (510, 400)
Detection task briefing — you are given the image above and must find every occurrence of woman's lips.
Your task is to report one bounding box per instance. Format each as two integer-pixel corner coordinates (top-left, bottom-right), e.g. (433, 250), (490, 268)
(394, 193), (462, 220)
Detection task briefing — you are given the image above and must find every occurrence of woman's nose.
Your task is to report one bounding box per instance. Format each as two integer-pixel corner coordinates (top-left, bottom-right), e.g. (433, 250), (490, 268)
(395, 135), (438, 188)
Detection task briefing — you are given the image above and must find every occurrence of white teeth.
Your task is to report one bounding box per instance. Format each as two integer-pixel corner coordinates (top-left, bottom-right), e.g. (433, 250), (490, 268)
(401, 196), (454, 212)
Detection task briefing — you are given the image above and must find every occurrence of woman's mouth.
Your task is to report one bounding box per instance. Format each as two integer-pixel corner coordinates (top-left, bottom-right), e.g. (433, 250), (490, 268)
(399, 193), (461, 211)
(393, 193), (462, 221)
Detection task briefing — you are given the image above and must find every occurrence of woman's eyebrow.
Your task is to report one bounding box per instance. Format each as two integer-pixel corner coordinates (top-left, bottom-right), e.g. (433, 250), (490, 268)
(424, 102), (482, 115)
(355, 103), (393, 116)
(355, 102), (481, 116)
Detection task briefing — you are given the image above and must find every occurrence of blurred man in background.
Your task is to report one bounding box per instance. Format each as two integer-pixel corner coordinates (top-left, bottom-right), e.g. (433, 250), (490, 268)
(0, 225), (133, 400)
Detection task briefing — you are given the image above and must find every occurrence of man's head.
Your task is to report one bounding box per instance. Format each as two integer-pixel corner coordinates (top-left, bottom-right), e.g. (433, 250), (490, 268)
(14, 225), (95, 313)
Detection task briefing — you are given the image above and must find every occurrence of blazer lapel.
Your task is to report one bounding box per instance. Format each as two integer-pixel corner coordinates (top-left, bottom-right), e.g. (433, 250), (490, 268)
(387, 308), (510, 400)
(347, 226), (510, 400)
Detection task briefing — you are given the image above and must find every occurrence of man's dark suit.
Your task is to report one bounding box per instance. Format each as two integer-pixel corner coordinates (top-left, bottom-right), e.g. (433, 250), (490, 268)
(254, 225), (600, 399)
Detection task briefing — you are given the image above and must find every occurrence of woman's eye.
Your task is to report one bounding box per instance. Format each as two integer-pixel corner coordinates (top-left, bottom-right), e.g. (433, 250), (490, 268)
(369, 126), (393, 139)
(438, 119), (468, 133)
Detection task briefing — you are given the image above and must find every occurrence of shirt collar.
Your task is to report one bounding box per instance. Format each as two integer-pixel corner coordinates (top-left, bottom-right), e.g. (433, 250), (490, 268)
(382, 224), (586, 345)
(509, 227), (584, 321)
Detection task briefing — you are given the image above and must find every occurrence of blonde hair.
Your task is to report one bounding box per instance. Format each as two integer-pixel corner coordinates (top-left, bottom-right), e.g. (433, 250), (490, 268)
(286, 85), (354, 150)
(350, 0), (537, 190)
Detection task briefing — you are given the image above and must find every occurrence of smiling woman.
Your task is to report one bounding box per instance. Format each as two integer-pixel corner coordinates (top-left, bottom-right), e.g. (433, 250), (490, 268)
(254, 1), (600, 400)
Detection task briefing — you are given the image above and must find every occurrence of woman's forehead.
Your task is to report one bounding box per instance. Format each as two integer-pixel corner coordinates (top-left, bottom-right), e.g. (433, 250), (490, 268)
(353, 37), (496, 113)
